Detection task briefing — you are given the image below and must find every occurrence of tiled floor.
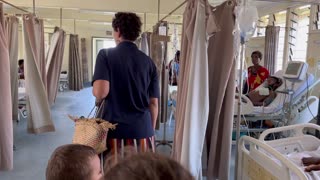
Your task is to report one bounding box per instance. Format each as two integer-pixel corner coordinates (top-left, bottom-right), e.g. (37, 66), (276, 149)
(0, 87), (236, 180)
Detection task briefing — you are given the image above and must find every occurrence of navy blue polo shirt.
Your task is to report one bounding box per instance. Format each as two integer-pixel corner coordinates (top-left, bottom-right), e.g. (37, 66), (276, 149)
(92, 41), (159, 139)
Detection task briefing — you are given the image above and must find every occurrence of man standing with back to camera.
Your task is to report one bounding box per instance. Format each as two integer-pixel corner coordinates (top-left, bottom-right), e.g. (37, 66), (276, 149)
(92, 12), (160, 155)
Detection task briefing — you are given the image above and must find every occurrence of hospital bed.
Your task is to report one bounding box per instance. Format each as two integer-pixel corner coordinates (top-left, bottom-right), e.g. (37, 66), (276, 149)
(18, 80), (27, 122)
(59, 72), (68, 92)
(238, 123), (320, 180)
(234, 70), (320, 132)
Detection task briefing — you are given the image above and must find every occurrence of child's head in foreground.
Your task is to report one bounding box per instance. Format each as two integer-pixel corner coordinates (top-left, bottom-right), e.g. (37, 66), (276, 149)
(46, 144), (102, 180)
(104, 152), (195, 180)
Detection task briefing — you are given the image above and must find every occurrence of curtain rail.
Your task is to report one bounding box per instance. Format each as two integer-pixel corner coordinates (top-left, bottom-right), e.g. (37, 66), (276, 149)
(159, 0), (187, 22)
(255, 0), (320, 5)
(0, 0), (30, 13)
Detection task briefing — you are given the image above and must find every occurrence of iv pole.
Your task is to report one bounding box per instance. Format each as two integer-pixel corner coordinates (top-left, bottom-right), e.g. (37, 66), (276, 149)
(235, 1), (247, 179)
(235, 42), (245, 180)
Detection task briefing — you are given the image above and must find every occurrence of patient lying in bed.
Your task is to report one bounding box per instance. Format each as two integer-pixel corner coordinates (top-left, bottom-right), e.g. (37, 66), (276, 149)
(302, 156), (320, 172)
(246, 76), (282, 106)
(286, 147), (320, 179)
(242, 76), (282, 128)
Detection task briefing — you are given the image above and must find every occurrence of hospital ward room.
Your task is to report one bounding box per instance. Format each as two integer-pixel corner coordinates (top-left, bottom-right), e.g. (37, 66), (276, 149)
(1, 0), (320, 180)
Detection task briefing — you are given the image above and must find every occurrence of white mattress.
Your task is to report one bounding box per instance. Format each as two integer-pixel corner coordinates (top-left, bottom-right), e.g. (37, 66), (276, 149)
(60, 73), (68, 79)
(251, 70), (315, 114)
(18, 87), (26, 100)
(267, 148), (320, 180)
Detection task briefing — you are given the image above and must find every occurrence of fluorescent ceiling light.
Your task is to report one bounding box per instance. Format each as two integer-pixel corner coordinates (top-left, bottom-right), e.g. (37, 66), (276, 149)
(77, 19), (89, 22)
(90, 21), (112, 25)
(80, 9), (115, 15)
(298, 5), (310, 10)
(278, 10), (287, 15)
(62, 7), (80, 10)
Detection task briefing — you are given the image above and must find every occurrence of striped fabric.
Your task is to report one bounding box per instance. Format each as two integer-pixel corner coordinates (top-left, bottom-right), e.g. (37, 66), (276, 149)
(104, 137), (155, 164)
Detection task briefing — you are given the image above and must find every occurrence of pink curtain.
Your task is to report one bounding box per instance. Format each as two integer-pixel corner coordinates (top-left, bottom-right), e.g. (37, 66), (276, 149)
(173, 1), (238, 179)
(0, 3), (13, 171)
(205, 1), (237, 179)
(172, 0), (210, 178)
(6, 16), (19, 121)
(150, 23), (168, 126)
(23, 14), (55, 133)
(81, 38), (89, 83)
(69, 34), (83, 91)
(264, 26), (280, 74)
(140, 32), (151, 56)
(46, 27), (66, 106)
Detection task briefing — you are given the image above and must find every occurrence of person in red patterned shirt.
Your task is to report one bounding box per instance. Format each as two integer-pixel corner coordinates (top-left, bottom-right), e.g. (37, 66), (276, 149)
(246, 51), (269, 92)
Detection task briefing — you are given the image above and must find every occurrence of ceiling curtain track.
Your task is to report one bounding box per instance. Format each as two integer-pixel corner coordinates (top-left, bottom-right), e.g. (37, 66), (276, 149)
(159, 0), (188, 22)
(0, 0), (74, 35)
(0, 0), (29, 13)
(255, 0), (320, 4)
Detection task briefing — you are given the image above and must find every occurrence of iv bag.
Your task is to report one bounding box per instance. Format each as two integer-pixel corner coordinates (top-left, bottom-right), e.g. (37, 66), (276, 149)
(236, 6), (259, 43)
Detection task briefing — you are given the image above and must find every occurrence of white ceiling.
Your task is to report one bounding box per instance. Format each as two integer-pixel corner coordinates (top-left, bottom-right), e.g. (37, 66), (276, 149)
(2, 0), (314, 35)
(3, 0), (187, 15)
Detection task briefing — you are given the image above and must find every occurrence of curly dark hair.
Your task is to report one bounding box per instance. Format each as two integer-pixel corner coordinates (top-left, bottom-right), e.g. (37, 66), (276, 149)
(104, 152), (194, 180)
(112, 12), (142, 41)
(251, 51), (263, 59)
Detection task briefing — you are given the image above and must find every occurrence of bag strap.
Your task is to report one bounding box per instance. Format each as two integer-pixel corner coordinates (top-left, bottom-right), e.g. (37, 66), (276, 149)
(87, 99), (105, 118)
(94, 100), (105, 118)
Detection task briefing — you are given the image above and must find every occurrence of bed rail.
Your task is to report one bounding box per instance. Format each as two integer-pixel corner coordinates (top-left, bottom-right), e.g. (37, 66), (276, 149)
(238, 136), (308, 180)
(259, 123), (320, 141)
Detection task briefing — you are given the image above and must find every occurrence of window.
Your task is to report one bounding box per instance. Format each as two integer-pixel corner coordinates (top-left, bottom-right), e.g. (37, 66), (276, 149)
(314, 5), (320, 30)
(291, 6), (310, 62)
(253, 15), (269, 37)
(92, 37), (116, 73)
(274, 12), (287, 71)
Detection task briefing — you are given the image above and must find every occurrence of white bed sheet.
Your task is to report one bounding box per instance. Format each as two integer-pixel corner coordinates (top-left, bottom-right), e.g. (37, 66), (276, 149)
(251, 70), (315, 114)
(287, 150), (320, 180)
(268, 147), (320, 180)
(18, 87), (26, 100)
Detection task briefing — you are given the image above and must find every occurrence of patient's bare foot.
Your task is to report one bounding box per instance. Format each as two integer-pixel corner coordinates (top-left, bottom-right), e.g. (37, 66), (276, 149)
(302, 157), (320, 166)
(305, 164), (320, 172)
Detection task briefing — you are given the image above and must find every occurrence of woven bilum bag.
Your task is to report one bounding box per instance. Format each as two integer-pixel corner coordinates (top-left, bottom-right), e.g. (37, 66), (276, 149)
(69, 101), (116, 154)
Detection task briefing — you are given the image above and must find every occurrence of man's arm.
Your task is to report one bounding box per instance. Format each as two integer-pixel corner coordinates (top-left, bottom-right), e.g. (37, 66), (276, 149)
(92, 80), (110, 104)
(149, 98), (158, 129)
(92, 49), (110, 104)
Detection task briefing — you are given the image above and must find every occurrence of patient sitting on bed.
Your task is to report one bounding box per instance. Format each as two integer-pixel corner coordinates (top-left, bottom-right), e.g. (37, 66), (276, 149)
(246, 76), (282, 106)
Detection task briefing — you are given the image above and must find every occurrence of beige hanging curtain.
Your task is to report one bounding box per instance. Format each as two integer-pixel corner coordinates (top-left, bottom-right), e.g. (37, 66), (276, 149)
(23, 14), (55, 134)
(69, 34), (83, 91)
(0, 3), (13, 170)
(6, 16), (19, 121)
(264, 25), (280, 74)
(172, 0), (210, 178)
(150, 24), (168, 129)
(46, 27), (66, 106)
(140, 32), (151, 56)
(205, 1), (237, 180)
(81, 38), (89, 83)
